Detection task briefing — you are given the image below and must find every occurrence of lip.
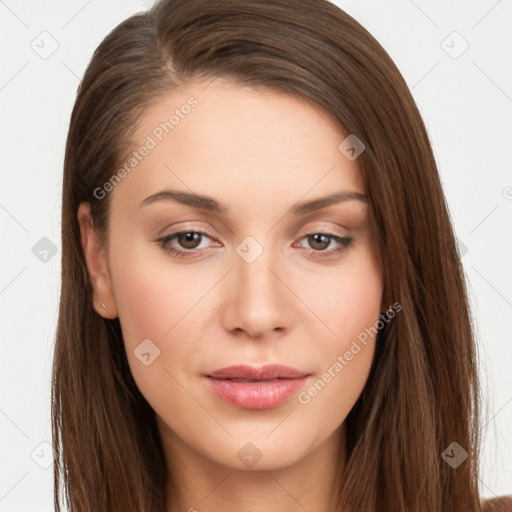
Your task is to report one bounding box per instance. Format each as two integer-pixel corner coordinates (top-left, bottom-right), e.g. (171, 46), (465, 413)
(206, 364), (310, 380)
(204, 364), (311, 410)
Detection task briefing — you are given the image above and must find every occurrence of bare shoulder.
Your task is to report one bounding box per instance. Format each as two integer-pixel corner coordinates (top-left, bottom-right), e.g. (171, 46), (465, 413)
(482, 495), (512, 512)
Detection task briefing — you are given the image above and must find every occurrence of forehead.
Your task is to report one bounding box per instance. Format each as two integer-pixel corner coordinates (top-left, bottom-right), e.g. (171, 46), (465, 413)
(109, 79), (366, 214)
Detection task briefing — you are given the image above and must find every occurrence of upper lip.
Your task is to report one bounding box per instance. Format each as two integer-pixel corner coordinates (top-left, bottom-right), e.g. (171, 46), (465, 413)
(206, 364), (310, 380)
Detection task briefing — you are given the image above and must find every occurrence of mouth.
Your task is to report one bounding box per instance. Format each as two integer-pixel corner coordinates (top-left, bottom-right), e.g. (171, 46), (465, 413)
(203, 364), (311, 410)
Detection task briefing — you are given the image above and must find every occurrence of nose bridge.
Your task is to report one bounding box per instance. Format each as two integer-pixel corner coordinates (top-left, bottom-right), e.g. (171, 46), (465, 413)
(224, 235), (288, 335)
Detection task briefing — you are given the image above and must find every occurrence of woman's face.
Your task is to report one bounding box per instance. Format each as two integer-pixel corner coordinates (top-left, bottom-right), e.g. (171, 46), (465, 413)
(80, 78), (384, 471)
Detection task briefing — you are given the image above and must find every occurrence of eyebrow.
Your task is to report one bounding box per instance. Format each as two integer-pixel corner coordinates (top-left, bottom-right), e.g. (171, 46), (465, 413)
(140, 189), (368, 215)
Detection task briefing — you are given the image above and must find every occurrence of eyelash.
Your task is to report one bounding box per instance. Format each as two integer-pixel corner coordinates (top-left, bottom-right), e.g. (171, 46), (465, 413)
(156, 229), (354, 259)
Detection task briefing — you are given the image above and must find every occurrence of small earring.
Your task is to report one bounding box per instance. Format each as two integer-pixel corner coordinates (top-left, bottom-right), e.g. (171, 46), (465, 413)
(94, 300), (109, 314)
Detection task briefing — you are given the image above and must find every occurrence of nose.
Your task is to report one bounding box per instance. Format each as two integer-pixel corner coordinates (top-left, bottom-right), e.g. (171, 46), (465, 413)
(220, 244), (291, 338)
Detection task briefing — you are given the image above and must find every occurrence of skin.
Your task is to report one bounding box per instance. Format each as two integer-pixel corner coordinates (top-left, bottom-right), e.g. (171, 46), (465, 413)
(78, 78), (384, 512)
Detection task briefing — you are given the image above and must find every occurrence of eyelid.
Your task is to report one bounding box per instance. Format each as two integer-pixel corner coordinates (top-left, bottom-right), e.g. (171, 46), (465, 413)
(157, 222), (349, 244)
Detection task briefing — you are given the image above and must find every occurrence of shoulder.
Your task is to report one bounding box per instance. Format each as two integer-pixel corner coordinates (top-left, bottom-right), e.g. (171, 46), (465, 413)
(481, 495), (512, 512)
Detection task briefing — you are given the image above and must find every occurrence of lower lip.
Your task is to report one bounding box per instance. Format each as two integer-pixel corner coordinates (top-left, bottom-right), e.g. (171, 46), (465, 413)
(205, 376), (308, 410)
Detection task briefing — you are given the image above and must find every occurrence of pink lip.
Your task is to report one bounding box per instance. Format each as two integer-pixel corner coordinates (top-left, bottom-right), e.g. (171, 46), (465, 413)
(204, 364), (310, 410)
(206, 364), (309, 380)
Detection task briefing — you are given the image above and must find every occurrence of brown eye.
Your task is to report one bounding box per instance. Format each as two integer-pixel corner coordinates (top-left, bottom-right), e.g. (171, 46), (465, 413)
(157, 229), (218, 258)
(176, 232), (203, 249)
(307, 233), (331, 250)
(295, 232), (354, 257)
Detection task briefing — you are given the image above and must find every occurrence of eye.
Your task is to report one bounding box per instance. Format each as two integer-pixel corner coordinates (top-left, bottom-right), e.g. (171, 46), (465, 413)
(295, 232), (353, 256)
(157, 229), (218, 258)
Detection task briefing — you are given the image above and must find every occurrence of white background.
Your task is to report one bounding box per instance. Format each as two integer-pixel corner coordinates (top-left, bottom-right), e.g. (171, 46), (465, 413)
(0, 0), (511, 510)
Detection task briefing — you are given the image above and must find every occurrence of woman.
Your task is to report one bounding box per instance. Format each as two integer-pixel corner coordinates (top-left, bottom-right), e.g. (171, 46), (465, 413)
(52, 0), (511, 510)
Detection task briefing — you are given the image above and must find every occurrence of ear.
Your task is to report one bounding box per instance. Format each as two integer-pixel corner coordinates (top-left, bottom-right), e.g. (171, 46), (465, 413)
(77, 202), (118, 319)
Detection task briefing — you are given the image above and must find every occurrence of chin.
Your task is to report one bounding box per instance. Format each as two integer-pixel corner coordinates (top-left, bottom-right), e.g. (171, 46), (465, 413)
(203, 431), (313, 471)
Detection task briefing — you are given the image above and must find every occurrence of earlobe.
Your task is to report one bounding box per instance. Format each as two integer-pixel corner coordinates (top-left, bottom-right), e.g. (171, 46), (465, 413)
(77, 202), (119, 319)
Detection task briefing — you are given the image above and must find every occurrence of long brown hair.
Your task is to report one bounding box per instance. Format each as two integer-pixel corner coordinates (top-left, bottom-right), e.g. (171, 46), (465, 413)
(52, 0), (485, 510)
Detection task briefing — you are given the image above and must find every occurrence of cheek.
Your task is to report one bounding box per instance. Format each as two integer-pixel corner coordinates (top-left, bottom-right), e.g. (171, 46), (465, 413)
(294, 251), (382, 422)
(110, 244), (208, 342)
(305, 249), (383, 342)
(107, 248), (184, 368)
(107, 247), (220, 402)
